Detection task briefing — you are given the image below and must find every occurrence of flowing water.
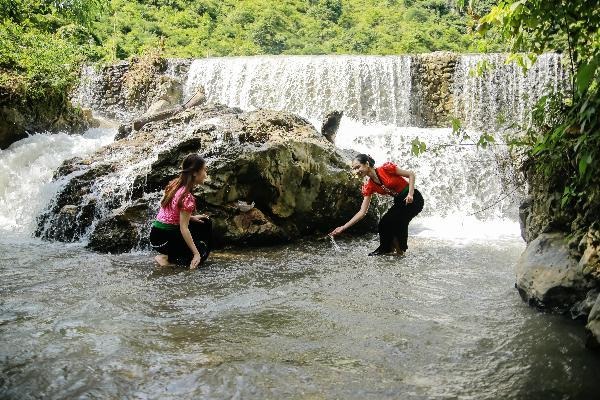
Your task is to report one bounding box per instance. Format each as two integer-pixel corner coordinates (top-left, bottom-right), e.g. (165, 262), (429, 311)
(2, 54), (599, 399)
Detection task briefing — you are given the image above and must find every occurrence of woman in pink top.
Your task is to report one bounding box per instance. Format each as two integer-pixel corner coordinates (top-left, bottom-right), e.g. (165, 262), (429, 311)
(149, 153), (212, 269)
(329, 153), (424, 256)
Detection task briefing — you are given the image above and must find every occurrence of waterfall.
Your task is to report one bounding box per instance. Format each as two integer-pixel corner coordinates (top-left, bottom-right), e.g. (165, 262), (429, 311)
(184, 55), (414, 126)
(452, 53), (569, 130)
(184, 54), (568, 130)
(0, 129), (116, 237)
(2, 53), (569, 240)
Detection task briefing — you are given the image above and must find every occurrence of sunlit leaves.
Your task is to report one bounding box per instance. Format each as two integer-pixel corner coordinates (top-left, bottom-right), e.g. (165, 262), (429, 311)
(411, 137), (427, 156)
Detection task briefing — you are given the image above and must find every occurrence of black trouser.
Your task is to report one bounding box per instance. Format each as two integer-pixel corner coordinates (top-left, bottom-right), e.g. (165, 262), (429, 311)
(149, 219), (212, 265)
(377, 189), (424, 253)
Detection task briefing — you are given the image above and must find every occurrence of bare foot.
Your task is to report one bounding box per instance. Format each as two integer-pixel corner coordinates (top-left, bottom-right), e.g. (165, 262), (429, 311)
(154, 255), (175, 267)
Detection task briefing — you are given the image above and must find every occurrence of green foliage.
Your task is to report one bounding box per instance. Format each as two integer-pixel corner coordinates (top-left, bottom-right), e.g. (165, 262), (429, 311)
(411, 137), (427, 156)
(410, 117), (496, 157)
(0, 0), (108, 108)
(86, 0), (505, 59)
(0, 20), (82, 105)
(476, 0), (600, 209)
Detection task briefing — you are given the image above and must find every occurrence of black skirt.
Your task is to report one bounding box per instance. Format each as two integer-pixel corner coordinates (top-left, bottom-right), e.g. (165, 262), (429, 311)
(375, 189), (424, 253)
(149, 219), (212, 265)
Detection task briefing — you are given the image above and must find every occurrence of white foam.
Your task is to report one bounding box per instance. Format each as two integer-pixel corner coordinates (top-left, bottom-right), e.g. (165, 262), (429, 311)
(0, 128), (115, 234)
(413, 215), (522, 245)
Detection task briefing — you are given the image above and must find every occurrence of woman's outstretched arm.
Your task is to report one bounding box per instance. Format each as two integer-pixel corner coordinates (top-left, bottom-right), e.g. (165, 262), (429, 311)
(329, 195), (371, 236)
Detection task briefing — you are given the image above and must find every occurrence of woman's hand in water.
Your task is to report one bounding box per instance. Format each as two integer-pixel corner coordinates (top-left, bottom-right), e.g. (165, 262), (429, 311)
(405, 193), (414, 204)
(191, 214), (210, 223)
(190, 253), (202, 269)
(329, 226), (345, 236)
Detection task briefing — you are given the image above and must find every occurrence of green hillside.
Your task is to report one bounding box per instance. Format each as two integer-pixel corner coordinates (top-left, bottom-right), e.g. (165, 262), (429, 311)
(92, 0), (501, 60)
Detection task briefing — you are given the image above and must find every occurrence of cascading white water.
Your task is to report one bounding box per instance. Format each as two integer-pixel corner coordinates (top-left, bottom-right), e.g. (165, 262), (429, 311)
(185, 55), (414, 126)
(0, 129), (116, 236)
(453, 53), (569, 130)
(182, 54), (567, 241)
(4, 54), (568, 241)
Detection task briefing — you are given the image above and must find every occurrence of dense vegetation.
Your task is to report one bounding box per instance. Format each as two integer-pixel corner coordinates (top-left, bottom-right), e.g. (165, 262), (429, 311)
(473, 0), (599, 211)
(0, 0), (104, 107)
(92, 0), (501, 59)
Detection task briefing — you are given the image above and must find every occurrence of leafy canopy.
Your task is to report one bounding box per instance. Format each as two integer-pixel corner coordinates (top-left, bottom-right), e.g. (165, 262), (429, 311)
(472, 0), (600, 206)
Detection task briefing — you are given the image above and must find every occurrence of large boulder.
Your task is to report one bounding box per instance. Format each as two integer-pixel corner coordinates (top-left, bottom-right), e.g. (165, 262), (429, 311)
(515, 232), (596, 311)
(36, 104), (377, 251)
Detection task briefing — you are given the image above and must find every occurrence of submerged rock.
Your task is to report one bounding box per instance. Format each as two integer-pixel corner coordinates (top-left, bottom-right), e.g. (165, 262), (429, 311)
(37, 104), (377, 251)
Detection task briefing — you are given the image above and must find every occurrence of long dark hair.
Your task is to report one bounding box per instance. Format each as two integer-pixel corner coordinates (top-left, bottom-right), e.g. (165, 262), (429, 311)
(161, 154), (206, 208)
(355, 153), (375, 167)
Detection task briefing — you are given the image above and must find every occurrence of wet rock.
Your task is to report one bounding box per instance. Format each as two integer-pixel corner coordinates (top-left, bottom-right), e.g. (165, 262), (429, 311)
(144, 99), (172, 117)
(580, 228), (600, 281)
(586, 294), (600, 349)
(516, 232), (595, 311)
(73, 58), (188, 122)
(571, 289), (599, 321)
(132, 107), (183, 131)
(321, 111), (343, 144)
(183, 86), (207, 108)
(115, 124), (133, 141)
(87, 195), (159, 253)
(224, 207), (289, 246)
(36, 163), (115, 242)
(411, 52), (458, 127)
(37, 199), (96, 242)
(518, 196), (532, 241)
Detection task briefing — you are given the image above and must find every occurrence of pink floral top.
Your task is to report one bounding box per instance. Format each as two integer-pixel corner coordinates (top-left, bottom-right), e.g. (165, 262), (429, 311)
(156, 186), (196, 225)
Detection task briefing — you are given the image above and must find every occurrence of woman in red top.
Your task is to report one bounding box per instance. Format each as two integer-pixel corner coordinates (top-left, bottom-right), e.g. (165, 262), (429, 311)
(330, 154), (424, 255)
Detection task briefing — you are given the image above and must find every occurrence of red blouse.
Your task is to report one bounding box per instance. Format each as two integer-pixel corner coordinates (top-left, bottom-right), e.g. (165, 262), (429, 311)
(361, 162), (409, 197)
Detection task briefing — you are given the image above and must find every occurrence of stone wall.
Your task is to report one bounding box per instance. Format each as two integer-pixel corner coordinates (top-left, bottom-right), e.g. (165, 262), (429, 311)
(411, 52), (458, 128)
(73, 58), (191, 121)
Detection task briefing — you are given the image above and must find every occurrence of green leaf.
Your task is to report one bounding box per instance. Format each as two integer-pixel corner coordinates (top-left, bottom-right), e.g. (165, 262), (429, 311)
(451, 118), (461, 134)
(578, 154), (593, 178)
(561, 186), (574, 208)
(576, 58), (599, 94)
(411, 137), (427, 157)
(579, 157), (588, 177)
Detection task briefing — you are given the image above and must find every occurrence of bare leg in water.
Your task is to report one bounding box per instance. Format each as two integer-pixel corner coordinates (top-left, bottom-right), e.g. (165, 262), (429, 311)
(154, 254), (175, 267)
